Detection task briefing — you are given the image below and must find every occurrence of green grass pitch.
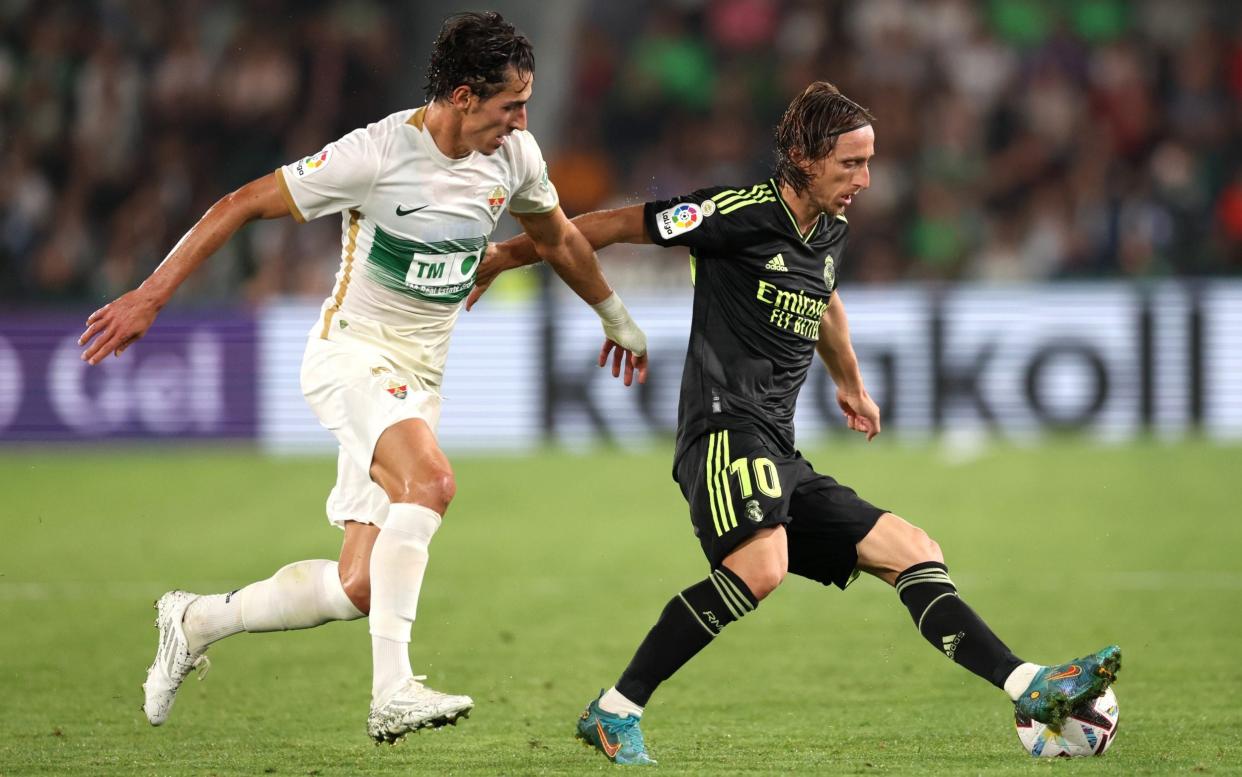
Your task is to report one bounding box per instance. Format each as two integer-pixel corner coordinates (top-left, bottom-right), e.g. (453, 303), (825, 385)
(2, 439), (1240, 775)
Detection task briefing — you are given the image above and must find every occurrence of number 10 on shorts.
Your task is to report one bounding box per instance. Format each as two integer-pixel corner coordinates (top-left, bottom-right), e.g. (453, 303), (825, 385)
(707, 431), (782, 536)
(728, 456), (782, 500)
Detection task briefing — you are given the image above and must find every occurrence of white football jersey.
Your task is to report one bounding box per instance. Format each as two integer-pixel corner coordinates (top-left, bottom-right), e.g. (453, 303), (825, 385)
(275, 105), (558, 368)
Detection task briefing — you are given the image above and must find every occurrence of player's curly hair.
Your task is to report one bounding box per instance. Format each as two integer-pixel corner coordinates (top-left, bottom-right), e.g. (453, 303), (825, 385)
(774, 82), (875, 194)
(424, 11), (535, 102)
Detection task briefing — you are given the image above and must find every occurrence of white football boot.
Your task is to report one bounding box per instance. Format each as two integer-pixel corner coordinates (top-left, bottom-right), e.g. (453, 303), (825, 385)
(367, 676), (474, 743)
(142, 590), (210, 725)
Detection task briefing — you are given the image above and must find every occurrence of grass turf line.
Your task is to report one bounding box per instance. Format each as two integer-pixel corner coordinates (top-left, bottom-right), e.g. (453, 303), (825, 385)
(1, 439), (1239, 775)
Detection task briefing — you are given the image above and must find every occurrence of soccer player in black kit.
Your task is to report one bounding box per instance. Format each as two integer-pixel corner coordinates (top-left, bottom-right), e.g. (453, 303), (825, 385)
(471, 82), (1120, 766)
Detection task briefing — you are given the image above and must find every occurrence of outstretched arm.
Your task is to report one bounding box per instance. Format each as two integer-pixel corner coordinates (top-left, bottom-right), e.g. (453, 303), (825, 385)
(817, 292), (881, 440)
(467, 205), (648, 310)
(510, 205), (649, 385)
(79, 173), (291, 365)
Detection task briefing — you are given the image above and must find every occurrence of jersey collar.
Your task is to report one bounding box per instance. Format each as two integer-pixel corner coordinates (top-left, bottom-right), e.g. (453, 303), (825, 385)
(769, 178), (822, 244)
(406, 106), (479, 171)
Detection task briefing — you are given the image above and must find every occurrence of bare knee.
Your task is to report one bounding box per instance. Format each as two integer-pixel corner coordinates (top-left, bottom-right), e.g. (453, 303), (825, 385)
(739, 563), (786, 600)
(370, 419), (456, 515)
(722, 556), (787, 600)
(911, 526), (943, 564)
(398, 466), (455, 511)
(375, 465), (456, 514)
(857, 513), (945, 584)
(722, 525), (789, 600)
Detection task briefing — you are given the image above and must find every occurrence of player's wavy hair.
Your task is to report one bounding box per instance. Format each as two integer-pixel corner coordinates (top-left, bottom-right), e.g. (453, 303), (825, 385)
(774, 82), (875, 194)
(425, 11), (535, 102)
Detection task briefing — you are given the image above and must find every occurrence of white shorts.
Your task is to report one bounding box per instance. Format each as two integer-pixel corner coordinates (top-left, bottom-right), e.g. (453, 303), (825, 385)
(300, 314), (444, 529)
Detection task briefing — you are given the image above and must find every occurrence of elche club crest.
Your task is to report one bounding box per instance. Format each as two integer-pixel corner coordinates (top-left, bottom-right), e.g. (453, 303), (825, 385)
(823, 254), (836, 290)
(487, 186), (508, 216)
(385, 378), (408, 400)
(371, 365), (407, 400)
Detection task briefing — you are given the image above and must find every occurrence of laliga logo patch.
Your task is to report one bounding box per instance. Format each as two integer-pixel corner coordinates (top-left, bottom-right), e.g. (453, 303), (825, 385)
(296, 147), (331, 177)
(657, 203), (702, 238)
(487, 185), (508, 216)
(385, 377), (408, 400)
(823, 254), (836, 290)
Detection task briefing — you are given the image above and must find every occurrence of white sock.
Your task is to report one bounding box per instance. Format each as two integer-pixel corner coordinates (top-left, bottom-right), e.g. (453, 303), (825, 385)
(368, 504), (441, 701)
(598, 686), (644, 718)
(1003, 662), (1044, 701)
(372, 635), (414, 702)
(183, 559), (363, 653)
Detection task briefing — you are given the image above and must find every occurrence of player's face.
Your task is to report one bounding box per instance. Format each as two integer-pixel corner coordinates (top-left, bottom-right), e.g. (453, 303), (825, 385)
(806, 124), (874, 215)
(463, 67), (532, 155)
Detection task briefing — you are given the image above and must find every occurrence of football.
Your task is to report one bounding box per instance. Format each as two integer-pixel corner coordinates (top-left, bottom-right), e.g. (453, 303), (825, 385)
(1014, 688), (1120, 757)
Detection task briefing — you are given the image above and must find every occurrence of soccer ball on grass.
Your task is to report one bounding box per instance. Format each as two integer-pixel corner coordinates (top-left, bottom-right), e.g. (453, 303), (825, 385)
(1014, 687), (1119, 757)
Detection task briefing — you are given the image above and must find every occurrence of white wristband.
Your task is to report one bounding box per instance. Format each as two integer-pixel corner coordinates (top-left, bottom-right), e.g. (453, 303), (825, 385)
(591, 292), (648, 357)
(591, 292), (626, 322)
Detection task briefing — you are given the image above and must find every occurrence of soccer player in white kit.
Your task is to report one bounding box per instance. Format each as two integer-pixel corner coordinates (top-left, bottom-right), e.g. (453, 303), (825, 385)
(77, 12), (649, 743)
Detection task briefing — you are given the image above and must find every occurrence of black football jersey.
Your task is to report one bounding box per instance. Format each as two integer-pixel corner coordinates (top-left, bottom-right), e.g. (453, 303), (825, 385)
(644, 179), (849, 464)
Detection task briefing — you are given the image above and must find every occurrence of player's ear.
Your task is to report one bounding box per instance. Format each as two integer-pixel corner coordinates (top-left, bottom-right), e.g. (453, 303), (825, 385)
(449, 84), (476, 112)
(789, 146), (811, 174)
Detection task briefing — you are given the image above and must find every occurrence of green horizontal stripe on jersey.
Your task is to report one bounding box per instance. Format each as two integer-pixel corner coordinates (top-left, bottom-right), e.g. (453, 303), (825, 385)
(370, 226), (487, 263)
(365, 225), (486, 304)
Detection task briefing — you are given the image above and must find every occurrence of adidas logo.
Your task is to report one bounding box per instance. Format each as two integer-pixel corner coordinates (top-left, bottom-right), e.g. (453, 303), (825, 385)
(941, 632), (965, 659)
(764, 253), (788, 272)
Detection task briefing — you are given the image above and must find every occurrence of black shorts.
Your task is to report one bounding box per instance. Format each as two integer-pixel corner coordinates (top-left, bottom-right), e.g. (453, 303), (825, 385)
(674, 430), (886, 589)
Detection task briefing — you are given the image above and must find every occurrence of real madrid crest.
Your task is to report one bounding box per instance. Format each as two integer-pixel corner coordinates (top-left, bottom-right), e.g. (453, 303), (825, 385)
(745, 499), (764, 523)
(487, 185), (508, 216)
(823, 254), (836, 290)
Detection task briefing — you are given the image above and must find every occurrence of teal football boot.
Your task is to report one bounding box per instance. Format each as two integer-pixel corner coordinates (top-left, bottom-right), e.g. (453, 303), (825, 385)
(576, 693), (656, 765)
(1014, 645), (1122, 730)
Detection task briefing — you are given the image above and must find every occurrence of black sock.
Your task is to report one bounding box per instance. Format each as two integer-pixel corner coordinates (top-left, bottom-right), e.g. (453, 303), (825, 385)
(895, 561), (1023, 688)
(615, 566), (758, 706)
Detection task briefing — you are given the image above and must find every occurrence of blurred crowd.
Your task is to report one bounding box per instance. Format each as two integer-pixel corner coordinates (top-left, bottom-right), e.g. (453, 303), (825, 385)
(0, 0), (405, 304)
(3, 0), (1241, 305)
(566, 0), (1242, 285)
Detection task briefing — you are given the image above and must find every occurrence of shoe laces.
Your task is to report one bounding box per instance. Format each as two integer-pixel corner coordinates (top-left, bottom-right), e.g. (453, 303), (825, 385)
(191, 654), (211, 681)
(402, 675), (449, 696)
(599, 709), (647, 751)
